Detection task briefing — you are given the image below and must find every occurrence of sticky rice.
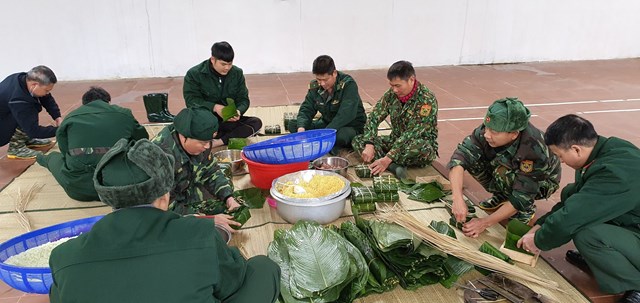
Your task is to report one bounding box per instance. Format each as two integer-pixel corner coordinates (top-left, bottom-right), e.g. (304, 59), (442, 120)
(280, 175), (345, 199)
(4, 237), (76, 268)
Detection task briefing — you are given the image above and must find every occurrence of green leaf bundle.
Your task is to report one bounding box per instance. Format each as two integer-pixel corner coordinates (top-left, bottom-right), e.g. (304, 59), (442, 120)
(221, 98), (238, 121)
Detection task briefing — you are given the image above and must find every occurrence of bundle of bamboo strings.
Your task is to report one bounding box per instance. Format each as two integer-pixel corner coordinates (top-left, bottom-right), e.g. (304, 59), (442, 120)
(7, 183), (44, 232)
(377, 204), (562, 291)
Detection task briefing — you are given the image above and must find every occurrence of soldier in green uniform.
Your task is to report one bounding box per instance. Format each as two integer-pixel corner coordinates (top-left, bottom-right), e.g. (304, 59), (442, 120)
(352, 60), (438, 178)
(288, 55), (366, 155)
(183, 41), (262, 148)
(152, 107), (241, 231)
(49, 139), (281, 303)
(36, 87), (148, 201)
(449, 98), (561, 238)
(519, 114), (640, 303)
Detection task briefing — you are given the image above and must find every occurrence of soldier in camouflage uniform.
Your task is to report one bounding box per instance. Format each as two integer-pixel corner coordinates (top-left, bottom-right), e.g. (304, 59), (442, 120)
(288, 55), (366, 155)
(152, 107), (241, 231)
(448, 98), (561, 238)
(352, 60), (438, 178)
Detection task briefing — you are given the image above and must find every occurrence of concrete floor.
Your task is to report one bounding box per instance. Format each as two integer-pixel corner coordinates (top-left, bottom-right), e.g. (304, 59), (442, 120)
(2, 58), (640, 302)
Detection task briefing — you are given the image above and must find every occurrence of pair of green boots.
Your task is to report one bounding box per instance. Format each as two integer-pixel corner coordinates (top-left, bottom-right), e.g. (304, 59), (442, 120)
(143, 93), (174, 123)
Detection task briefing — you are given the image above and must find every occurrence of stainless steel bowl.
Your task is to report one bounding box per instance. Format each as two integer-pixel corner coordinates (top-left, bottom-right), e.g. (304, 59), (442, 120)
(215, 224), (232, 244)
(312, 156), (349, 177)
(270, 170), (350, 203)
(213, 149), (246, 175)
(270, 185), (351, 224)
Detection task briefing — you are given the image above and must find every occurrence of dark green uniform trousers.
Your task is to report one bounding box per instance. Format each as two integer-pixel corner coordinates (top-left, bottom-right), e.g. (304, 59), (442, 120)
(224, 255), (281, 303)
(37, 153), (98, 201)
(574, 224), (640, 294)
(287, 120), (360, 155)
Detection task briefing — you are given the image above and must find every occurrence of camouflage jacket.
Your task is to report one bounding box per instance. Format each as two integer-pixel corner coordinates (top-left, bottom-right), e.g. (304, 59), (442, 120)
(448, 123), (561, 211)
(152, 125), (234, 206)
(360, 82), (438, 163)
(297, 71), (366, 131)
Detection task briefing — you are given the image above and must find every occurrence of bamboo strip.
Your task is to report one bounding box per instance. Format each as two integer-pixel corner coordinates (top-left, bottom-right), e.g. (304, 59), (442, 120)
(7, 183), (44, 232)
(376, 204), (562, 291)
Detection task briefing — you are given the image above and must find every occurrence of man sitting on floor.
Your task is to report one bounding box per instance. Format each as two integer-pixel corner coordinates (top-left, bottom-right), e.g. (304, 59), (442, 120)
(519, 114), (640, 303)
(49, 138), (281, 303)
(183, 41), (262, 148)
(288, 55), (366, 155)
(152, 107), (241, 231)
(0, 65), (61, 159)
(37, 87), (148, 201)
(352, 60), (438, 178)
(448, 98), (561, 238)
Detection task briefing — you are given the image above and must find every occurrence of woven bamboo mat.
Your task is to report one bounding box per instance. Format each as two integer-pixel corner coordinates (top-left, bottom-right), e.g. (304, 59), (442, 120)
(0, 105), (585, 302)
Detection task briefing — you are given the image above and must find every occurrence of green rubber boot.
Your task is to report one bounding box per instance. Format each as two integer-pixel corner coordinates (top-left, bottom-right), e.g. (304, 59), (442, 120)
(143, 93), (173, 123)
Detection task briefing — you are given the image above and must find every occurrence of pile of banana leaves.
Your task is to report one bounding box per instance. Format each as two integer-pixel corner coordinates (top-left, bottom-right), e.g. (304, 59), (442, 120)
(268, 218), (475, 302)
(268, 221), (369, 303)
(398, 180), (447, 203)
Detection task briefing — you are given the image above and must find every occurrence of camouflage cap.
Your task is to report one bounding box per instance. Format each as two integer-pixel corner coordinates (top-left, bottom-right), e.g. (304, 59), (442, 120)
(173, 107), (218, 141)
(94, 139), (174, 209)
(484, 97), (531, 132)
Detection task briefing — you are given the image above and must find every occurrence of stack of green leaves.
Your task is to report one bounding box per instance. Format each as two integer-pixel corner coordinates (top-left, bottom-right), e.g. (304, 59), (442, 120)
(357, 218), (456, 290)
(221, 98), (238, 121)
(399, 181), (446, 203)
(428, 221), (476, 287)
(354, 164), (373, 178)
(268, 221), (369, 303)
(504, 219), (534, 255)
(340, 221), (399, 295)
(351, 186), (377, 213)
(373, 175), (400, 193)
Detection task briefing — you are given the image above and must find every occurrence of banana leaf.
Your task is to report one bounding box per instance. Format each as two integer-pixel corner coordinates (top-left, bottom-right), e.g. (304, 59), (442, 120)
(407, 182), (445, 203)
(354, 164), (372, 178)
(351, 186), (377, 204)
(373, 175), (400, 193)
(504, 219), (534, 255)
(376, 192), (399, 203)
(221, 98), (238, 121)
(233, 187), (266, 209)
(479, 241), (514, 264)
(440, 256), (475, 288)
(341, 221), (398, 294)
(227, 205), (251, 230)
(351, 202), (376, 213)
(267, 221), (368, 303)
(448, 213), (477, 231)
(429, 220), (457, 239)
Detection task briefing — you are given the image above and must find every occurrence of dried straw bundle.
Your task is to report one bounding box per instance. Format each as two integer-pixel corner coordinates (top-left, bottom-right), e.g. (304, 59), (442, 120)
(376, 204), (562, 291)
(7, 183), (44, 232)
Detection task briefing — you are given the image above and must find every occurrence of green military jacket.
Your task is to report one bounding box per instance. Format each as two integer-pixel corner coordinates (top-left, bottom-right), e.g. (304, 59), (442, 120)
(360, 82), (438, 163)
(49, 207), (247, 303)
(152, 125), (234, 211)
(183, 59), (250, 115)
(535, 136), (640, 250)
(448, 123), (561, 212)
(54, 101), (148, 199)
(296, 71), (366, 131)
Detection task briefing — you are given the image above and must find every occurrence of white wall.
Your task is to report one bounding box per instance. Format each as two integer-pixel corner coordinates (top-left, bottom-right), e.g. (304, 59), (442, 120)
(1, 0), (639, 81)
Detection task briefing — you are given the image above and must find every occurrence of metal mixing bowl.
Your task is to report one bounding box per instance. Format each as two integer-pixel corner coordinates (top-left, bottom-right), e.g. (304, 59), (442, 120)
(270, 170), (350, 203)
(213, 149), (246, 175)
(312, 156), (349, 177)
(215, 224), (232, 244)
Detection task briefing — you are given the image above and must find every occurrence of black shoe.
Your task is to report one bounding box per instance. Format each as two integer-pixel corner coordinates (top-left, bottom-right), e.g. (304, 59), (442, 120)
(565, 250), (591, 273)
(619, 290), (640, 303)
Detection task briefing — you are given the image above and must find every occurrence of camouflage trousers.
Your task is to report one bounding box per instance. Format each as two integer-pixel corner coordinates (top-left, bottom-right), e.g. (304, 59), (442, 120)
(351, 134), (433, 167)
(170, 185), (227, 216)
(467, 161), (560, 224)
(9, 128), (30, 150)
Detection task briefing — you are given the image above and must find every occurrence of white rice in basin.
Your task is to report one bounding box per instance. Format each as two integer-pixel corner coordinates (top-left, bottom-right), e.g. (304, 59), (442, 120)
(4, 237), (76, 268)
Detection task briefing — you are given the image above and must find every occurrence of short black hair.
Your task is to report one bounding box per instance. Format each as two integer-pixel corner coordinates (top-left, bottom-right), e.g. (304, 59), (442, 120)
(544, 114), (598, 149)
(26, 65), (57, 85)
(386, 60), (415, 81)
(211, 41), (234, 62)
(82, 86), (111, 105)
(312, 55), (336, 75)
